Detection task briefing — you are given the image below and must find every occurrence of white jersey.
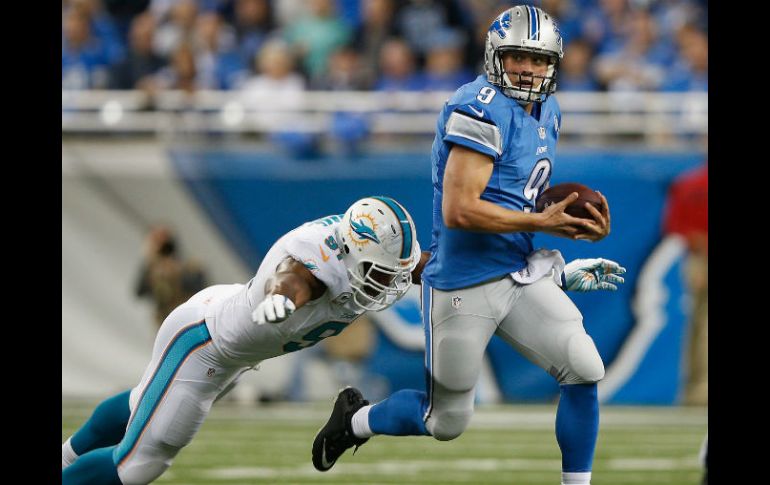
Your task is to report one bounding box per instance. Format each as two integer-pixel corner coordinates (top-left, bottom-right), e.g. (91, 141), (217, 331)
(201, 215), (365, 365)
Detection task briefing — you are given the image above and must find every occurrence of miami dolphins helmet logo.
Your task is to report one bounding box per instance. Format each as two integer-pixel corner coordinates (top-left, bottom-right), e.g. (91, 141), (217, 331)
(348, 213), (380, 248)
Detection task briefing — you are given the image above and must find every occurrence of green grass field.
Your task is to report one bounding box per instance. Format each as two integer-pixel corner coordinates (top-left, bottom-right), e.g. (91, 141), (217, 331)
(62, 399), (707, 485)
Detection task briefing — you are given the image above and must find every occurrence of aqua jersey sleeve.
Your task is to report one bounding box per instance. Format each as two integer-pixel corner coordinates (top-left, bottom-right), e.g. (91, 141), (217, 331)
(283, 223), (351, 299)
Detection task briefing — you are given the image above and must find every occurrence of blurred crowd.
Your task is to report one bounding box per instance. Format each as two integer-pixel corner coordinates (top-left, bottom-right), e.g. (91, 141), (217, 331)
(63, 0), (707, 94)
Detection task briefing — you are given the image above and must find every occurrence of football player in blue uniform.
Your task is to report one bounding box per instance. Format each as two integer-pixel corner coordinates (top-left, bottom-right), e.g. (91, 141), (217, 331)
(312, 7), (625, 485)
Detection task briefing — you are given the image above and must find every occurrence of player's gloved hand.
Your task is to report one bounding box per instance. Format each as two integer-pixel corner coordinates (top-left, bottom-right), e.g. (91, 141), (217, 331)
(251, 294), (296, 325)
(563, 258), (626, 292)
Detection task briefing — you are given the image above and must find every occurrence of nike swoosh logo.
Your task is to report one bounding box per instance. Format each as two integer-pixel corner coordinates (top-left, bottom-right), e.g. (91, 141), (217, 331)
(319, 245), (330, 262)
(320, 438), (334, 469)
(469, 106), (485, 118)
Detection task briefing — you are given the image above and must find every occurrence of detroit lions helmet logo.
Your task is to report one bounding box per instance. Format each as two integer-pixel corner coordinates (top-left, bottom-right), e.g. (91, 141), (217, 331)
(348, 213), (380, 248)
(489, 11), (512, 39)
(553, 21), (563, 51)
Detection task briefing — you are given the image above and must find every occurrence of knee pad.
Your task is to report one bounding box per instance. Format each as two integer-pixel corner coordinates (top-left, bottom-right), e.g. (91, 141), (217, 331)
(117, 441), (178, 485)
(118, 458), (172, 485)
(562, 333), (605, 384)
(427, 408), (473, 441)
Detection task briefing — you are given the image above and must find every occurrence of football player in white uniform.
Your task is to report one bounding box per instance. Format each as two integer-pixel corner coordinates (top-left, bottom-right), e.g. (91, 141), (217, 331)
(62, 196), (427, 485)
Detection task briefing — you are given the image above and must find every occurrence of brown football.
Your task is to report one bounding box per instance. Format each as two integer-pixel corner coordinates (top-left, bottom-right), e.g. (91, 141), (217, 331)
(535, 183), (604, 219)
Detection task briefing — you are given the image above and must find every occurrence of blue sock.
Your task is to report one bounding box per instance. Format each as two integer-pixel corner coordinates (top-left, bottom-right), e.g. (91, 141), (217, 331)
(71, 390), (131, 455)
(556, 383), (600, 473)
(368, 389), (430, 436)
(62, 445), (122, 485)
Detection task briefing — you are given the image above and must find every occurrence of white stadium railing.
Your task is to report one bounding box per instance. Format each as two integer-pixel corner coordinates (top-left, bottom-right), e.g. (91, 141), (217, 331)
(61, 90), (707, 138)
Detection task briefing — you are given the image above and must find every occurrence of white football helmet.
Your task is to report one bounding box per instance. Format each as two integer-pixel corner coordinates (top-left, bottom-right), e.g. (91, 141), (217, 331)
(335, 196), (420, 312)
(484, 5), (563, 105)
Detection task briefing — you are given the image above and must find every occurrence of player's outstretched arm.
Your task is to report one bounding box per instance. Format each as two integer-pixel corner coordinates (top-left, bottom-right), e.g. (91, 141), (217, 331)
(251, 257), (326, 325)
(563, 257), (626, 292)
(442, 145), (596, 239)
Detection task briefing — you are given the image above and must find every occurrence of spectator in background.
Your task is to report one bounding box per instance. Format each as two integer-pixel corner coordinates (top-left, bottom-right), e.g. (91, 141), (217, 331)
(374, 38), (425, 91)
(62, 7), (112, 89)
(421, 28), (475, 91)
(581, 0), (631, 55)
(662, 139), (707, 406)
(239, 38), (318, 157)
(193, 11), (245, 89)
(152, 0), (199, 57)
(394, 0), (475, 68)
(69, 0), (126, 65)
(594, 8), (673, 91)
(154, 42), (200, 93)
(650, 0), (706, 45)
(239, 38), (306, 107)
(109, 12), (166, 89)
(539, 0), (585, 46)
(101, 0), (152, 44)
(233, 0), (276, 79)
(313, 44), (373, 90)
(313, 45), (373, 155)
(135, 225), (208, 328)
(557, 37), (600, 91)
(284, 0), (352, 83)
(354, 0), (401, 84)
(661, 25), (707, 92)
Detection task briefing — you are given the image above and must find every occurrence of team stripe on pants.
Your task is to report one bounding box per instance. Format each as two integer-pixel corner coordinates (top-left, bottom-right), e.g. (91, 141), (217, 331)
(422, 282), (435, 422)
(113, 320), (212, 466)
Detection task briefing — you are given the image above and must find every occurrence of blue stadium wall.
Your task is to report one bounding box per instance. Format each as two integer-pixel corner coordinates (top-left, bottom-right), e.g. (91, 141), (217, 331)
(170, 147), (704, 405)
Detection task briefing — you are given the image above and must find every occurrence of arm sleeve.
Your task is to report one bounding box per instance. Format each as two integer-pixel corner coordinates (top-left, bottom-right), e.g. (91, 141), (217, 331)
(283, 227), (349, 297)
(443, 105), (503, 160)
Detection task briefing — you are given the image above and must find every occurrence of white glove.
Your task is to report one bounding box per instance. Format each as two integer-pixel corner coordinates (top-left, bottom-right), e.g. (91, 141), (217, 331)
(563, 258), (626, 292)
(251, 294), (296, 325)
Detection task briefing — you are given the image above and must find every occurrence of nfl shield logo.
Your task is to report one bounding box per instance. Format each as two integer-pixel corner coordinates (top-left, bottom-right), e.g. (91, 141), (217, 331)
(538, 126), (546, 139)
(451, 296), (462, 309)
(554, 115), (559, 133)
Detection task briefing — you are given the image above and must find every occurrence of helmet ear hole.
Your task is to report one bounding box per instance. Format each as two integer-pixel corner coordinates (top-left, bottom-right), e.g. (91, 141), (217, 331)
(344, 244), (350, 254)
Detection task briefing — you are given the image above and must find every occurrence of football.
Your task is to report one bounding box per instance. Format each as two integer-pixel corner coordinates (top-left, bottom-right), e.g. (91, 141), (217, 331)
(535, 182), (604, 219)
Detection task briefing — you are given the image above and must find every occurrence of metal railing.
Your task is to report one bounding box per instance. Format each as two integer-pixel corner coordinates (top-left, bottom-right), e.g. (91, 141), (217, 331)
(61, 90), (707, 138)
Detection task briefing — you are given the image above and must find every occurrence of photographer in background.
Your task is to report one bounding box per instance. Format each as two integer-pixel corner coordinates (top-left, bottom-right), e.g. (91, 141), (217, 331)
(135, 224), (208, 328)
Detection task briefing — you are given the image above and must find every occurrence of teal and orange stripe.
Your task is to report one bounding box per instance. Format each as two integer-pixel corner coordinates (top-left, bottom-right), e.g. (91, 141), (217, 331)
(371, 196), (413, 260)
(113, 320), (212, 466)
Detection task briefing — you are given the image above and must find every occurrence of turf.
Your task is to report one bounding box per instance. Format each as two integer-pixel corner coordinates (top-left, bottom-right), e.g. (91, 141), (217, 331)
(62, 399), (707, 484)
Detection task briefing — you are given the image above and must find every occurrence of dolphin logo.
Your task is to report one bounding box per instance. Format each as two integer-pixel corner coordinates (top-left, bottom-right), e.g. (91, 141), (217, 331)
(350, 218), (380, 244)
(489, 11), (512, 39)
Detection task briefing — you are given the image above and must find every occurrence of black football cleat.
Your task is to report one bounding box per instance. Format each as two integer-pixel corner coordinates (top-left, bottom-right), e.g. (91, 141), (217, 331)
(312, 387), (370, 472)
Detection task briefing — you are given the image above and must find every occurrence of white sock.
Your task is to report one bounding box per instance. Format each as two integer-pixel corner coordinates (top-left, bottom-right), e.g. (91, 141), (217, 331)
(562, 471), (591, 485)
(350, 404), (375, 439)
(62, 437), (79, 469)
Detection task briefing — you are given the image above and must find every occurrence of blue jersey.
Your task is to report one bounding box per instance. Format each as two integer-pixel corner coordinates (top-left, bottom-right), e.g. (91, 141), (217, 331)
(421, 75), (562, 290)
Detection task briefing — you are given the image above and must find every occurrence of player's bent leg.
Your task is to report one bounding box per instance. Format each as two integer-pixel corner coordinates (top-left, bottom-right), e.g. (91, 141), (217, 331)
(114, 300), (243, 484)
(496, 276), (604, 484)
(63, 390), (132, 469)
(62, 445), (122, 485)
(425, 381), (476, 441)
(358, 389), (430, 437)
(423, 283), (497, 441)
(561, 333), (605, 384)
(556, 383), (600, 484)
